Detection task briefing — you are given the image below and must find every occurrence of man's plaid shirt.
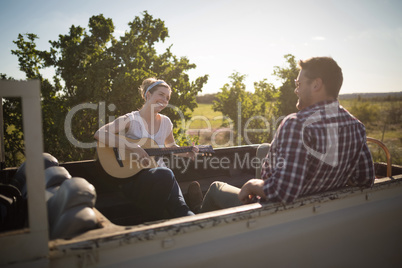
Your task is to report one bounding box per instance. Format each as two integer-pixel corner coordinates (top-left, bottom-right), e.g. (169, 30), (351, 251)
(261, 100), (375, 203)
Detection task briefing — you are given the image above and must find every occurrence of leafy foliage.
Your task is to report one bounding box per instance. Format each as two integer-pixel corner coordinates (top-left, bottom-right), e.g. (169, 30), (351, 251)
(4, 12), (207, 166)
(1, 74), (25, 167)
(212, 72), (279, 145)
(273, 54), (299, 117)
(212, 54), (299, 145)
(349, 101), (379, 125)
(173, 128), (199, 147)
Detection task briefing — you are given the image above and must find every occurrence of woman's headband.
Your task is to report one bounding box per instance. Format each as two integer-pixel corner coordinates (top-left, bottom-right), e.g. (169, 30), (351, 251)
(144, 81), (168, 98)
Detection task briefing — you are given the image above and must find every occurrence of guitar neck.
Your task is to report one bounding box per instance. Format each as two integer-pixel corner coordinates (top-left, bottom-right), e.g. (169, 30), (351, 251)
(144, 146), (193, 157)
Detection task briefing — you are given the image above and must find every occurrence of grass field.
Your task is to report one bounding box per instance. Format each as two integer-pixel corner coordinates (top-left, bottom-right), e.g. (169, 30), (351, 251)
(339, 99), (402, 165)
(186, 103), (228, 129)
(187, 101), (402, 165)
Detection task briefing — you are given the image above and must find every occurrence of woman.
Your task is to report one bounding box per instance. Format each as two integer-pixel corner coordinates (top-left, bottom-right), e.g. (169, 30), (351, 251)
(94, 78), (198, 220)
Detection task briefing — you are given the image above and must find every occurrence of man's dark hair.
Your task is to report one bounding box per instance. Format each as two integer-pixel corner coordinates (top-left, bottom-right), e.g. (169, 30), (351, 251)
(298, 57), (343, 98)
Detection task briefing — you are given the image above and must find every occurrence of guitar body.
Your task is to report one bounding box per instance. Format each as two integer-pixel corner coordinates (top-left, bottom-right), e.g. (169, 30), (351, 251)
(97, 137), (159, 179)
(97, 136), (214, 179)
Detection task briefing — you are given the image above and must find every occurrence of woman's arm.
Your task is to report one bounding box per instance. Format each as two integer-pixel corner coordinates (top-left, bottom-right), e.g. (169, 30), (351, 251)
(94, 115), (129, 146)
(95, 115), (150, 161)
(164, 131), (198, 159)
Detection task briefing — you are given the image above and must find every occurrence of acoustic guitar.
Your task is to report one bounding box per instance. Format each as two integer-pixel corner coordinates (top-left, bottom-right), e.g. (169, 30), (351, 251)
(97, 136), (214, 178)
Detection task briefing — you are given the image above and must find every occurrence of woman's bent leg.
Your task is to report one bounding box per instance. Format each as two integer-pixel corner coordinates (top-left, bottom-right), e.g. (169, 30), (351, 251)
(121, 167), (193, 220)
(121, 168), (173, 220)
(166, 170), (194, 217)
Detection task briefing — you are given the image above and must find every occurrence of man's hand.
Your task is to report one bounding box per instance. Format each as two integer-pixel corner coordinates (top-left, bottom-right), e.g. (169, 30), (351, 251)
(238, 179), (267, 204)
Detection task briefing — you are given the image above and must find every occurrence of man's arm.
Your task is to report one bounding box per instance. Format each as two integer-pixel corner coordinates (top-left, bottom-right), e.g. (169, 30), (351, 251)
(261, 117), (309, 203)
(351, 141), (375, 187)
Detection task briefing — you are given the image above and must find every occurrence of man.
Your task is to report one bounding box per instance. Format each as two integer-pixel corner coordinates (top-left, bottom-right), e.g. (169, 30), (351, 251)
(198, 57), (375, 212)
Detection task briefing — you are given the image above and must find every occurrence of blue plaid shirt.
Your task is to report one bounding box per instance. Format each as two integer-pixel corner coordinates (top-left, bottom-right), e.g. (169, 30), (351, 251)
(261, 100), (375, 203)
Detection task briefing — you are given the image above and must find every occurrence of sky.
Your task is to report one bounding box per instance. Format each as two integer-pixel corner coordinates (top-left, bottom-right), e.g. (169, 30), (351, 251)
(1, 0), (401, 95)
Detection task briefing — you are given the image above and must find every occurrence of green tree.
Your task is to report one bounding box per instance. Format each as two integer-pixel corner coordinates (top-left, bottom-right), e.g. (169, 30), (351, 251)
(249, 79), (279, 143)
(349, 101), (379, 126)
(6, 12), (208, 165)
(212, 54), (299, 145)
(213, 73), (278, 145)
(213, 72), (248, 144)
(213, 72), (248, 124)
(1, 74), (25, 167)
(8, 33), (66, 166)
(273, 54), (299, 117)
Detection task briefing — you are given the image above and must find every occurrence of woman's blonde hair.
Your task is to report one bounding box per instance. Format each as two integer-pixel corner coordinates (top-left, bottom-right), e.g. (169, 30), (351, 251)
(139, 78), (171, 100)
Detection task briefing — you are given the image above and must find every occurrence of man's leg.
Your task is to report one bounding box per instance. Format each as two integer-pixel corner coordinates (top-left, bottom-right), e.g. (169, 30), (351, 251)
(200, 181), (242, 213)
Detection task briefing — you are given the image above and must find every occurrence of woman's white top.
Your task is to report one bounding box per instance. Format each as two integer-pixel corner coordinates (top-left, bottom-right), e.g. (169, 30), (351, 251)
(124, 111), (173, 166)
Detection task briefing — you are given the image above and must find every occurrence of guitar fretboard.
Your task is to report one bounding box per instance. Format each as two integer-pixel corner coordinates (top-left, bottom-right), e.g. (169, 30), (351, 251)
(144, 146), (194, 156)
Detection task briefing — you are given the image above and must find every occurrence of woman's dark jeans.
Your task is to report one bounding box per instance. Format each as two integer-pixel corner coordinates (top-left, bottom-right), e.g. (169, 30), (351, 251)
(121, 167), (194, 221)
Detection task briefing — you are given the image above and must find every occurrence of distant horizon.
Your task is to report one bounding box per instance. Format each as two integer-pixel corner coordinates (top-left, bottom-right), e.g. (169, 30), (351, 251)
(338, 91), (402, 95)
(196, 91), (402, 96)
